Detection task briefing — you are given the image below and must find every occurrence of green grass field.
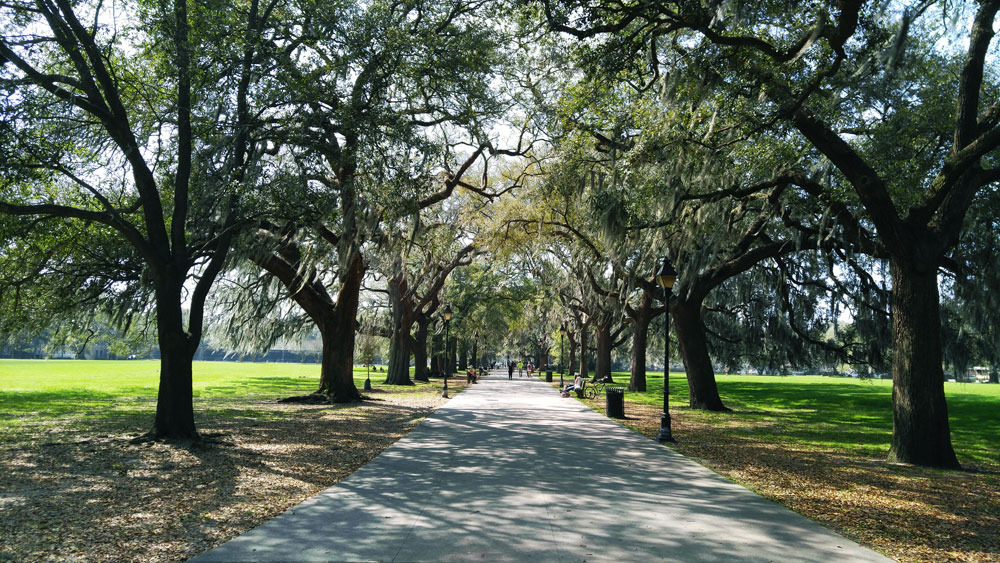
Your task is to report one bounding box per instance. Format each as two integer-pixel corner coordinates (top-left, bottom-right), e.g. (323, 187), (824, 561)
(619, 372), (1000, 467)
(0, 360), (400, 439)
(3, 361), (996, 467)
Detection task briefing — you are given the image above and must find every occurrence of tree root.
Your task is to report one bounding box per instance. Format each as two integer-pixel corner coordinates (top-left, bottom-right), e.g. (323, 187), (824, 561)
(277, 393), (331, 404)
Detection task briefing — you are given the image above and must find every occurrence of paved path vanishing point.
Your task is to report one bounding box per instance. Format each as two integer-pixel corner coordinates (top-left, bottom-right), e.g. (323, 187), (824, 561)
(191, 371), (891, 562)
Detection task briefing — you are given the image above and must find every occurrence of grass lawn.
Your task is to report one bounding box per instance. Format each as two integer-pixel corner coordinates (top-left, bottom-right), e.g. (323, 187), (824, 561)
(578, 371), (1000, 562)
(622, 373), (1000, 467)
(0, 359), (460, 562)
(0, 360), (400, 436)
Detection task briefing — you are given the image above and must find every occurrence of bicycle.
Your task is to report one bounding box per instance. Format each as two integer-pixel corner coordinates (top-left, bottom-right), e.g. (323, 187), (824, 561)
(584, 377), (610, 400)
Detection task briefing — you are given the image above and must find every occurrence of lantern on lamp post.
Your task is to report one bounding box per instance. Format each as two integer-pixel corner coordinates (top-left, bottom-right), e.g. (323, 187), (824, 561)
(655, 256), (677, 443)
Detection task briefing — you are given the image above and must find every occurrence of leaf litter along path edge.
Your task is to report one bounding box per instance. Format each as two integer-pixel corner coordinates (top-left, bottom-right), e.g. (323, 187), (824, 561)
(0, 380), (467, 563)
(192, 373), (889, 562)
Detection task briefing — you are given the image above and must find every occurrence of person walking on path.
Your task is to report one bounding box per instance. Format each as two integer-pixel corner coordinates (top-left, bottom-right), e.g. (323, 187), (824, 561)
(508, 361), (514, 380)
(518, 361), (523, 377)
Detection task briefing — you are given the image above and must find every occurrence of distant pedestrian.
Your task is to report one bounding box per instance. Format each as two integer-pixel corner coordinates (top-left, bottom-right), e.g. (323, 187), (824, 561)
(508, 361), (514, 380)
(518, 361), (523, 377)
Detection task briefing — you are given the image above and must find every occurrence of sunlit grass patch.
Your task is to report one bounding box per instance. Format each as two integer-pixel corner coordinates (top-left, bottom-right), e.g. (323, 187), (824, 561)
(0, 360), (448, 442)
(617, 372), (998, 466)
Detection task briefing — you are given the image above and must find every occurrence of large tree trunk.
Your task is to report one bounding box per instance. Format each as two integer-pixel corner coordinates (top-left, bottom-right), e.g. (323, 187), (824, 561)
(568, 331), (577, 376)
(384, 275), (414, 385)
(316, 322), (360, 402)
(578, 324), (589, 380)
(673, 297), (729, 411)
(629, 319), (649, 391)
(413, 315), (430, 382)
(254, 241), (363, 403)
(385, 329), (413, 385)
(628, 291), (656, 392)
(430, 332), (444, 376)
(151, 283), (199, 440)
(887, 258), (960, 468)
(448, 335), (456, 375)
(594, 320), (613, 382)
(316, 251), (364, 403)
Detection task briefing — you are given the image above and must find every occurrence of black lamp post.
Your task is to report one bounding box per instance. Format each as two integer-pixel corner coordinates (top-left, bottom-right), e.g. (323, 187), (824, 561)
(442, 305), (453, 398)
(559, 325), (567, 387)
(656, 256), (678, 443)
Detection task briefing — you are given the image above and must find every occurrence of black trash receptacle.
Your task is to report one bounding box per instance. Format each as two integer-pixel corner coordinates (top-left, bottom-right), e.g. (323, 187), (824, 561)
(605, 385), (625, 418)
(545, 370), (553, 382)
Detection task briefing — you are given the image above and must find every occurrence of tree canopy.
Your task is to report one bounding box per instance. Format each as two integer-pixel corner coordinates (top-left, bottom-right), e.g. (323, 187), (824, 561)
(2, 0), (999, 468)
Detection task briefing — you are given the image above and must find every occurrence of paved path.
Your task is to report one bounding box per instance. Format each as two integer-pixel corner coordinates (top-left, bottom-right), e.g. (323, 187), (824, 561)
(191, 372), (890, 562)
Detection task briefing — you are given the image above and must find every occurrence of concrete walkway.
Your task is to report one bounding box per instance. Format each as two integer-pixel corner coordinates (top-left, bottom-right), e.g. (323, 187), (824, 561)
(191, 372), (890, 562)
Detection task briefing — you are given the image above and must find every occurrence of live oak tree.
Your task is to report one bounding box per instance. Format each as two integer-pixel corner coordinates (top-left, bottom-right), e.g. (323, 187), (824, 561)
(531, 99), (824, 407)
(0, 0), (279, 439)
(215, 0), (508, 401)
(535, 0), (1000, 467)
(379, 212), (477, 386)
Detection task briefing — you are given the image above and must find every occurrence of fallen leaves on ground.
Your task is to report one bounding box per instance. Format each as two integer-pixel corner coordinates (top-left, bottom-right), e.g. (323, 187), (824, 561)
(0, 381), (468, 562)
(611, 399), (1000, 563)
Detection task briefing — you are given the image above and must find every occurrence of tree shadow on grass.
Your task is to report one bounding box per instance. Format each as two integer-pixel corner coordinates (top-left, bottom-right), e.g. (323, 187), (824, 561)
(0, 394), (444, 561)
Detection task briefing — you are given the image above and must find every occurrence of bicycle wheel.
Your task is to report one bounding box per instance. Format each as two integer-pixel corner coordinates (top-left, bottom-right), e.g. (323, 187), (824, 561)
(585, 387), (597, 400)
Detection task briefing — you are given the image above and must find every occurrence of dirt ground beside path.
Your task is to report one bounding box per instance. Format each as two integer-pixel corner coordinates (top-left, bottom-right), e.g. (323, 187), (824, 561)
(5, 375), (996, 562)
(614, 400), (1000, 563)
(0, 381), (469, 562)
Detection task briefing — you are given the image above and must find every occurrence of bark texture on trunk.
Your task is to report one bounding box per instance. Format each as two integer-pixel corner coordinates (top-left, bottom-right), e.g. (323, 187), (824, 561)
(253, 242), (363, 403)
(384, 275), (414, 386)
(315, 251), (364, 403)
(146, 269), (203, 439)
(385, 329), (413, 385)
(568, 331), (577, 376)
(595, 320), (613, 382)
(629, 321), (648, 392)
(578, 325), (589, 380)
(413, 316), (430, 382)
(673, 298), (729, 411)
(628, 291), (656, 392)
(430, 332), (443, 376)
(887, 257), (960, 468)
(152, 289), (199, 439)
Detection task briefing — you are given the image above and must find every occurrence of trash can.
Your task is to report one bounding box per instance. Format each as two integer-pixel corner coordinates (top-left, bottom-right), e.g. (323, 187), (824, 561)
(545, 370), (553, 382)
(605, 385), (625, 418)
